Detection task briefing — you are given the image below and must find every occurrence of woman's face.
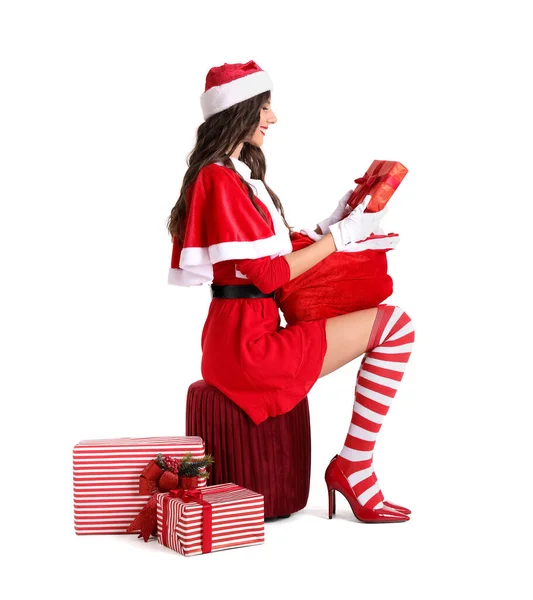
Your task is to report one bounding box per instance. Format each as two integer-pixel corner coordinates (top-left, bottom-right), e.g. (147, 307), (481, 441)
(247, 98), (277, 147)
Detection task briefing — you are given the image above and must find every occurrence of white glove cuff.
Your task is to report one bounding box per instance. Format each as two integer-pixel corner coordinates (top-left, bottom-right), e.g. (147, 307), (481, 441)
(328, 221), (344, 250)
(316, 219), (331, 235)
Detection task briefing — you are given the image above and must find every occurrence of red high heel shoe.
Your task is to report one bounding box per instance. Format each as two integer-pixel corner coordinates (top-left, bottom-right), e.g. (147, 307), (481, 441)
(325, 455), (409, 523)
(369, 466), (411, 514)
(383, 500), (411, 515)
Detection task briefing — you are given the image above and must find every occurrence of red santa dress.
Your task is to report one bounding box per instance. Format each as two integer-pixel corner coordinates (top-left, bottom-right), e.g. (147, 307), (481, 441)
(168, 156), (328, 425)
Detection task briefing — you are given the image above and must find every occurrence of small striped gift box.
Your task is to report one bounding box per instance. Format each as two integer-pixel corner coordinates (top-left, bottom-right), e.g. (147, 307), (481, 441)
(156, 483), (264, 556)
(73, 436), (206, 535)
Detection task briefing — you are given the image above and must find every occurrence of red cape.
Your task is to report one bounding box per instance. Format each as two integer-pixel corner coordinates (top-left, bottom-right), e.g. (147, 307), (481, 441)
(168, 164), (292, 286)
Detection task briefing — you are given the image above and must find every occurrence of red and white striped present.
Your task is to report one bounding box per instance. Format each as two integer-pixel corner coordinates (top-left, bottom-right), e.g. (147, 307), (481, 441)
(156, 483), (264, 556)
(73, 436), (206, 535)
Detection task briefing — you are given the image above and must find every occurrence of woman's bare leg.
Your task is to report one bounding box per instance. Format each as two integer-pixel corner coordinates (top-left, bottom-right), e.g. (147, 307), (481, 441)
(319, 304), (416, 518)
(318, 307), (378, 378)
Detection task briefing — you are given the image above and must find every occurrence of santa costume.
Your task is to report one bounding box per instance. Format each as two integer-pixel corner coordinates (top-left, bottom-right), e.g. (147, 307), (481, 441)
(169, 62), (416, 521)
(169, 145), (328, 424)
(170, 59), (400, 425)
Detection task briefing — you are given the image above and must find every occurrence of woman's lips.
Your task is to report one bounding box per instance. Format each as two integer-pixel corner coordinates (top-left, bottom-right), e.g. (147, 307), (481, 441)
(260, 127), (267, 135)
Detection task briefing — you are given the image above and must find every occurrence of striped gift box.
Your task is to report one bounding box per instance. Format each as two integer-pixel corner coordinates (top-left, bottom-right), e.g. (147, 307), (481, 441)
(157, 483), (264, 556)
(73, 436), (206, 535)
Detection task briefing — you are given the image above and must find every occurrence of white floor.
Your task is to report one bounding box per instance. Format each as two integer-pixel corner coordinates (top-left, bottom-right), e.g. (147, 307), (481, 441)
(23, 472), (529, 600)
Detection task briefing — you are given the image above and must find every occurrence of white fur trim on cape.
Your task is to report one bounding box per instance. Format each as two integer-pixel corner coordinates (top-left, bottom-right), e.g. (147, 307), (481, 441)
(168, 157), (292, 286)
(213, 157), (293, 260)
(168, 263), (212, 286)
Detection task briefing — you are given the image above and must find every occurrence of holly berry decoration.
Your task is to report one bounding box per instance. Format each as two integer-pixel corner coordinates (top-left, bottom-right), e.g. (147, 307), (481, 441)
(150, 453), (178, 491)
(156, 453), (181, 474)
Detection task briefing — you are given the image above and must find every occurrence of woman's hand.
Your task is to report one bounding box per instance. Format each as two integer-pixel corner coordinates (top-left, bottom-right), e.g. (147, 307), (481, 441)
(316, 189), (354, 235)
(329, 195), (388, 250)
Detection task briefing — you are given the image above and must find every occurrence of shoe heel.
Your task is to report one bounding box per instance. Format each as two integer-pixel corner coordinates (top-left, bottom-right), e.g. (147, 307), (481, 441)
(328, 487), (336, 519)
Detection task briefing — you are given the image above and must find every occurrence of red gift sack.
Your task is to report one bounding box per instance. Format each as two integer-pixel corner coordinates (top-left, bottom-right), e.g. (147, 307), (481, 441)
(276, 232), (393, 324)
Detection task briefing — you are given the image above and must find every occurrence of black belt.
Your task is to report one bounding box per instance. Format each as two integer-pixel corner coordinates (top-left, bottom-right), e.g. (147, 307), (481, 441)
(211, 284), (275, 299)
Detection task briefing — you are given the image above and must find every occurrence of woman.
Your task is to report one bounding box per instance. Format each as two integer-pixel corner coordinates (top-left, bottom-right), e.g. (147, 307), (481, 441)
(166, 60), (415, 523)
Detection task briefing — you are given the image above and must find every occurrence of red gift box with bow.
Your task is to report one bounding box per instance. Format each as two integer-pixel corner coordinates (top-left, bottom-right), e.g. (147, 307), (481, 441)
(348, 160), (408, 212)
(73, 436), (206, 535)
(157, 483), (264, 556)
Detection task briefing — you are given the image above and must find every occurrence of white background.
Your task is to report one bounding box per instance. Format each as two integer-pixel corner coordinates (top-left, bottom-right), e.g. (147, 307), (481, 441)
(2, 0), (532, 598)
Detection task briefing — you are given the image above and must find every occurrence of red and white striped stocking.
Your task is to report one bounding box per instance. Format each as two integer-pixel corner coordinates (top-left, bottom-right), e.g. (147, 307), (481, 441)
(336, 304), (415, 510)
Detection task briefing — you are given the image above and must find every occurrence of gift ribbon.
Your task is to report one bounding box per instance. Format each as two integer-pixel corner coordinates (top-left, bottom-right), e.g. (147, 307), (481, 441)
(126, 458), (179, 541)
(162, 488), (214, 553)
(350, 161), (402, 209)
(170, 488), (203, 501)
(161, 484), (241, 554)
(138, 459), (164, 495)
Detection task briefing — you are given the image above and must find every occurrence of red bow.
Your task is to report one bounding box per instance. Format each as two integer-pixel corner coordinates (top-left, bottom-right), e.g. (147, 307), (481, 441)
(354, 173), (379, 189)
(126, 459), (179, 542)
(169, 488), (202, 502)
(349, 163), (403, 212)
(349, 173), (381, 209)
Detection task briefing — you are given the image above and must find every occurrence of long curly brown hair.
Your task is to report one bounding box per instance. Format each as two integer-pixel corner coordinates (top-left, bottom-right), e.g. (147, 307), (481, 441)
(166, 90), (294, 244)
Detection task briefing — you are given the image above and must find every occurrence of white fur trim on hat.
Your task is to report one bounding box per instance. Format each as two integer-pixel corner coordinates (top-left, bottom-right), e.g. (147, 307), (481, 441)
(200, 70), (273, 120)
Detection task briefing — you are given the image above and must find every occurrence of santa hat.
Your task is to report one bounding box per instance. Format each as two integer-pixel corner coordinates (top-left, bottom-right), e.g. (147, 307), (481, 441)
(200, 60), (273, 120)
